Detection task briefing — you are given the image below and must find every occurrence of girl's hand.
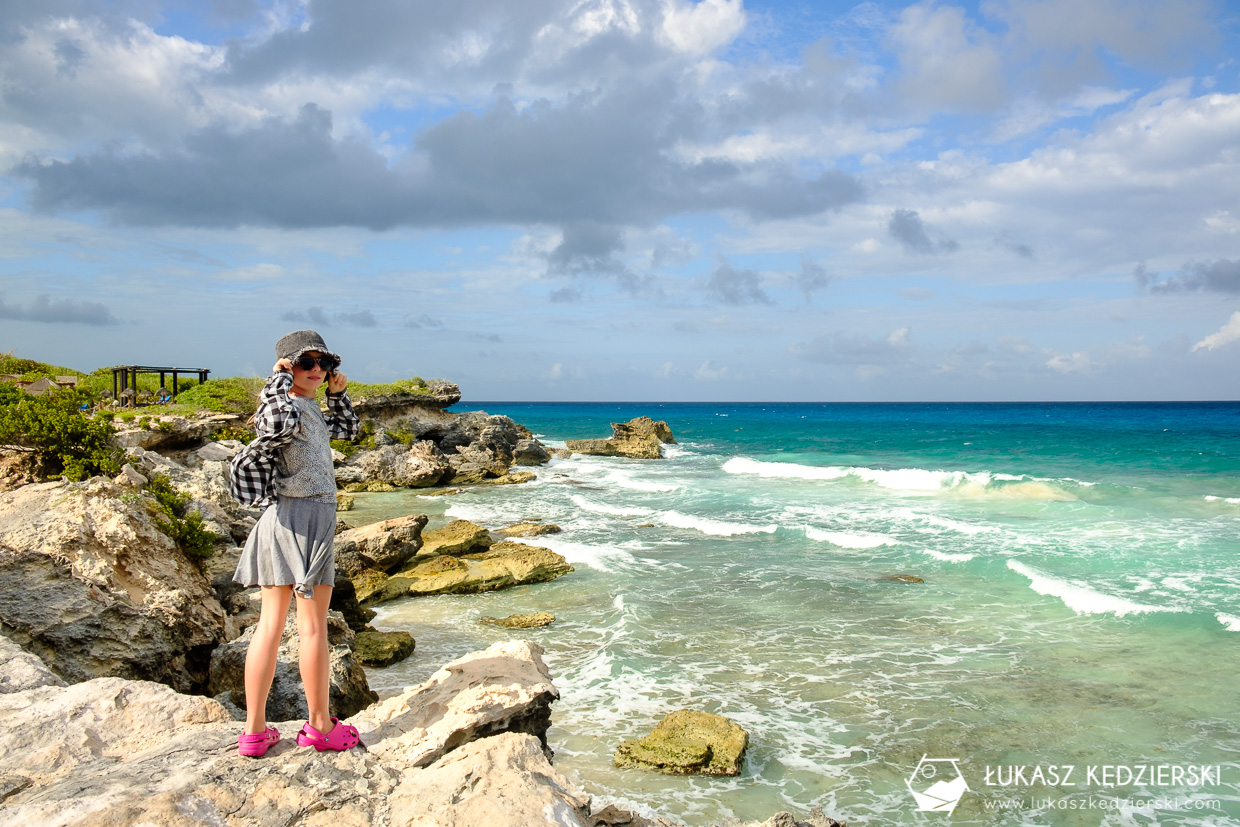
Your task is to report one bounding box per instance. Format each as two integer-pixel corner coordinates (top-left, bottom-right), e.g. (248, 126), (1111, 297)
(328, 371), (348, 394)
(274, 358), (294, 374)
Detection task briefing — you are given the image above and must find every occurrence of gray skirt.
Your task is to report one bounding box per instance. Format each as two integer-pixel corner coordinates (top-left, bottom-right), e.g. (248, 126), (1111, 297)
(233, 496), (336, 599)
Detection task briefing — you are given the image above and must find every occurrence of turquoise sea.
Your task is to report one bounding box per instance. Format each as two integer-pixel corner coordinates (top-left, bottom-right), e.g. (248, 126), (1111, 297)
(352, 402), (1240, 826)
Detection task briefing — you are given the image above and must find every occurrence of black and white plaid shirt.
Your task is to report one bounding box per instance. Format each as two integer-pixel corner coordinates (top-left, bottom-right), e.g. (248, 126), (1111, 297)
(228, 371), (360, 507)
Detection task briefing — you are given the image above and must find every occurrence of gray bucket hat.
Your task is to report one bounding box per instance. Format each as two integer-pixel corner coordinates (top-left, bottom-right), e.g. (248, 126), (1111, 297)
(275, 330), (341, 369)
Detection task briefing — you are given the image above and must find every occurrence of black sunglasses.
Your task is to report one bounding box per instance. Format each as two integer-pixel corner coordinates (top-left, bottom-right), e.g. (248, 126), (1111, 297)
(295, 355), (336, 372)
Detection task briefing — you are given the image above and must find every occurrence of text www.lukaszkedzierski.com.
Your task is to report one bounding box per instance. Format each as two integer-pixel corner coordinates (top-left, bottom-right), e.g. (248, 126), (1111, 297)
(983, 796), (1223, 812)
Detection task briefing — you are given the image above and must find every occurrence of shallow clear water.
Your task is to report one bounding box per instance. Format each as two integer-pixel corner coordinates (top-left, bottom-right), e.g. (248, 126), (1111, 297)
(359, 402), (1240, 826)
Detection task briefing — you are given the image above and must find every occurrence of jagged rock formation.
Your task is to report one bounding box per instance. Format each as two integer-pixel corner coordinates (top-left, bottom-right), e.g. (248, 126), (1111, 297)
(0, 637), (624, 827)
(565, 416), (676, 459)
(0, 478), (227, 693)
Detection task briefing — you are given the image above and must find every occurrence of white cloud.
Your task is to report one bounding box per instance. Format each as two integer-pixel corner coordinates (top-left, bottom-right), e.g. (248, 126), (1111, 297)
(1045, 350), (1095, 374)
(659, 0), (746, 56)
(1192, 311), (1240, 352)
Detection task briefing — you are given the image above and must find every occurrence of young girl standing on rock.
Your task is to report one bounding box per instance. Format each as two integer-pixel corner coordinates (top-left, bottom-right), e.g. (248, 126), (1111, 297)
(230, 330), (361, 757)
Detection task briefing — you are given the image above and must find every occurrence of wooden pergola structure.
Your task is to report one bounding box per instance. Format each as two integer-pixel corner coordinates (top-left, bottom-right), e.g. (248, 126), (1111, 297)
(111, 365), (210, 406)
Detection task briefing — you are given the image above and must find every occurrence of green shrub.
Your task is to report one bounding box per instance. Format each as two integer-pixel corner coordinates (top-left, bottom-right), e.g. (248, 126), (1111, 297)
(147, 474), (215, 561)
(174, 377), (264, 415)
(0, 389), (122, 481)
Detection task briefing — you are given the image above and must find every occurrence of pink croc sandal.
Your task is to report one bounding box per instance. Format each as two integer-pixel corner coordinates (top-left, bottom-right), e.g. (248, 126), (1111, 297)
(296, 717), (360, 752)
(238, 725), (280, 758)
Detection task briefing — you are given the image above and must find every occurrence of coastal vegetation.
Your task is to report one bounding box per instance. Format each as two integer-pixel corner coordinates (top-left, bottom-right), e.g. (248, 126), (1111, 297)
(147, 472), (216, 561)
(0, 383), (122, 481)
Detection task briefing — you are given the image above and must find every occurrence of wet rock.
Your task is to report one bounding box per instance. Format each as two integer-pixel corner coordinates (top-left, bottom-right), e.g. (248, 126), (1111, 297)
(337, 491), (355, 511)
(355, 627), (416, 667)
(479, 612), (556, 628)
(478, 471), (537, 486)
(207, 609), (377, 721)
(615, 710), (748, 776)
(499, 521), (562, 538)
(330, 568), (377, 631)
(419, 519), (493, 557)
(0, 478), (227, 693)
(565, 416), (676, 459)
(879, 574), (924, 583)
(385, 541), (573, 600)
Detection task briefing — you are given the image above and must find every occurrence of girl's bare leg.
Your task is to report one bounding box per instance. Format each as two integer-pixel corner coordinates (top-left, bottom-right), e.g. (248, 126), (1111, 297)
(295, 584), (335, 734)
(244, 585), (294, 735)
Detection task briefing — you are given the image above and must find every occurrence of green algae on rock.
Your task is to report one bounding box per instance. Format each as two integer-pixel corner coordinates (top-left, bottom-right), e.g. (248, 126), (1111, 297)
(614, 710), (748, 776)
(479, 612), (555, 628)
(354, 628), (416, 667)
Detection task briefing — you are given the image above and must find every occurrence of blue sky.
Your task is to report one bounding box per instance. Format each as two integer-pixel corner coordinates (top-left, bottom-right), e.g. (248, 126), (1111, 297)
(1, 0), (1239, 401)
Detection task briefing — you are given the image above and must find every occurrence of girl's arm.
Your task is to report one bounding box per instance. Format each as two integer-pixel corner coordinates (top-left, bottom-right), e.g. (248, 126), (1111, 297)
(324, 371), (360, 441)
(252, 369), (301, 444)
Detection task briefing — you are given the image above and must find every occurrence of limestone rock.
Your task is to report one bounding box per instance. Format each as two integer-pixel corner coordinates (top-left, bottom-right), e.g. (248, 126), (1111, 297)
(479, 612), (555, 628)
(334, 513), (428, 576)
(0, 478), (227, 693)
(353, 440), (451, 488)
(330, 568), (377, 631)
(0, 676), (233, 789)
(513, 438), (552, 466)
(0, 448), (40, 493)
(0, 634), (66, 693)
(113, 414), (244, 452)
(565, 416), (676, 459)
(614, 710), (748, 776)
(0, 679), (395, 827)
(208, 609), (377, 721)
(114, 463), (148, 487)
(419, 519), (493, 557)
(337, 491), (355, 511)
(355, 627), (416, 667)
(388, 732), (591, 827)
(383, 541), (573, 600)
(499, 521), (562, 538)
(478, 470), (537, 486)
(351, 640), (559, 770)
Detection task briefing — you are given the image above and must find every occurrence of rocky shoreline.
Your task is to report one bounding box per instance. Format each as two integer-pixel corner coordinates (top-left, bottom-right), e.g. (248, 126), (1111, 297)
(0, 392), (843, 827)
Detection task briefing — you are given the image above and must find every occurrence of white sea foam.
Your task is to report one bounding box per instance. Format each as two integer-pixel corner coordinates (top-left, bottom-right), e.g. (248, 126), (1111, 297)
(504, 535), (634, 572)
(803, 526), (896, 548)
(892, 508), (998, 535)
(1204, 495), (1240, 504)
(1007, 560), (1178, 617)
(659, 510), (777, 536)
(1215, 612), (1240, 631)
(603, 471), (679, 493)
(569, 495), (653, 517)
(922, 548), (976, 563)
(722, 457), (849, 480)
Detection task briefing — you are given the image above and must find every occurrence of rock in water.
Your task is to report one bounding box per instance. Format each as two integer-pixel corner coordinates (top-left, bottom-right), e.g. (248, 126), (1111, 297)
(419, 518), (494, 556)
(499, 521), (562, 537)
(565, 416), (676, 459)
(384, 541), (573, 600)
(479, 612), (555, 628)
(614, 709), (748, 776)
(355, 628), (416, 666)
